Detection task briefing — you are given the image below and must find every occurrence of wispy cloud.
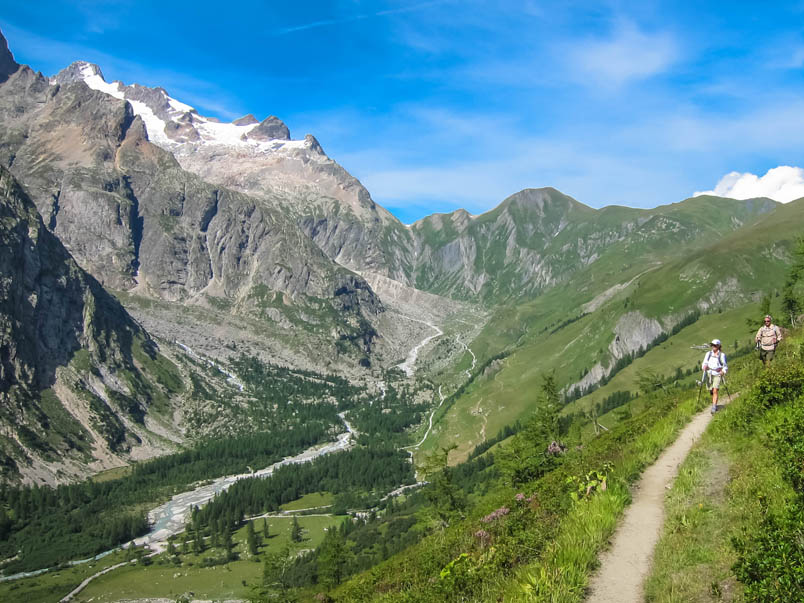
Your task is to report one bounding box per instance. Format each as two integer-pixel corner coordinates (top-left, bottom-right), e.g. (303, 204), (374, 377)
(565, 21), (678, 89)
(273, 1), (449, 36)
(695, 166), (804, 203)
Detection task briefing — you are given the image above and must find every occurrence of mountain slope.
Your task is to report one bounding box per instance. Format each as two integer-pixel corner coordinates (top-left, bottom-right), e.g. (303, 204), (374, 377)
(54, 59), (417, 284)
(409, 189), (777, 301)
(0, 166), (190, 485)
(0, 34), (386, 371)
(418, 197), (798, 461)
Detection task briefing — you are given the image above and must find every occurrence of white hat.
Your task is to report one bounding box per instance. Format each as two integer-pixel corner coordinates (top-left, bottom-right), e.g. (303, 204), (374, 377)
(711, 339), (721, 347)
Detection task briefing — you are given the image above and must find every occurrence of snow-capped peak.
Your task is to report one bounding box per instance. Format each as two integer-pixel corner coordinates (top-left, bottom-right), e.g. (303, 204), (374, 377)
(52, 61), (312, 156)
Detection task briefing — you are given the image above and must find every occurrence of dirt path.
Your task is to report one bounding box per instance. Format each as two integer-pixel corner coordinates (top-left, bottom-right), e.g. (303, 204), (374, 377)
(60, 561), (130, 602)
(585, 394), (735, 602)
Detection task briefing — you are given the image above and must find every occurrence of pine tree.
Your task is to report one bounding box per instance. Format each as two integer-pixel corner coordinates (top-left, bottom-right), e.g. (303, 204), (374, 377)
(247, 520), (258, 556)
(210, 519), (219, 548)
(290, 516), (302, 543)
(259, 545), (296, 602)
(318, 531), (352, 588)
(262, 517), (269, 539)
(222, 524), (235, 560)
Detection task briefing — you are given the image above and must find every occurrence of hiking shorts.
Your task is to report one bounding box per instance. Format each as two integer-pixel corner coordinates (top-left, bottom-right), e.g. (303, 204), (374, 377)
(709, 374), (722, 390)
(759, 348), (775, 363)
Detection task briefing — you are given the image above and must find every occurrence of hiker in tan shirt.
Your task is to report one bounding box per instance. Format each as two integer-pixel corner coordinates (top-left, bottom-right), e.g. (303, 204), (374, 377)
(755, 315), (782, 366)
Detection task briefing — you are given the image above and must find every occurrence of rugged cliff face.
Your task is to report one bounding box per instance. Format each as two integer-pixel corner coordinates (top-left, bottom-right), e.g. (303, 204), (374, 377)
(48, 59), (417, 284)
(0, 167), (189, 485)
(0, 36), (384, 368)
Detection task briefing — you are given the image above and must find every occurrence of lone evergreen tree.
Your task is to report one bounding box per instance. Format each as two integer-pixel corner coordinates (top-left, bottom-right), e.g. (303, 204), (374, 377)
(247, 520), (258, 556)
(290, 516), (303, 543)
(222, 524), (235, 560)
(255, 545), (296, 602)
(783, 238), (804, 326)
(421, 445), (466, 527)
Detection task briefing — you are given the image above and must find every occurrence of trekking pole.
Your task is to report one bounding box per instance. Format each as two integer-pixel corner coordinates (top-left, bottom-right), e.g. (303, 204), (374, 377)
(722, 374), (733, 402)
(696, 370), (706, 404)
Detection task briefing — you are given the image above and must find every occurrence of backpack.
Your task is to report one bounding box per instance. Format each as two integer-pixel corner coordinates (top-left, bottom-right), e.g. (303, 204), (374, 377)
(704, 350), (725, 369)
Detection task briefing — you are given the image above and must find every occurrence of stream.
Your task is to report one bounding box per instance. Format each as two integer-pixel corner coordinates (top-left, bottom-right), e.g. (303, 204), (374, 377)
(0, 414), (356, 583)
(3, 322), (453, 586)
(175, 341), (244, 391)
(396, 320), (443, 377)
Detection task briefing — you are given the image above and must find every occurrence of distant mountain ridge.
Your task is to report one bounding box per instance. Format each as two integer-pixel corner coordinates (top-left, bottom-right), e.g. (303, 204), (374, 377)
(8, 36), (778, 308)
(0, 27), (797, 488)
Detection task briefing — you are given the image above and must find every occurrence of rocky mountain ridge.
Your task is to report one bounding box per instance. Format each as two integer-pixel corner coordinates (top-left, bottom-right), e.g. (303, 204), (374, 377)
(34, 47), (781, 309)
(0, 33), (386, 372)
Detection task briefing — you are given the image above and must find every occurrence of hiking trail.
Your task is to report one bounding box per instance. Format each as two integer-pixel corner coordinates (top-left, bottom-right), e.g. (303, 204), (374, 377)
(585, 393), (737, 602)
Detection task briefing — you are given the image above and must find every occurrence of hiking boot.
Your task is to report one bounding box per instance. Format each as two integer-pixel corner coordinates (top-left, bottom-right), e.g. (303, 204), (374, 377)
(710, 405), (717, 415)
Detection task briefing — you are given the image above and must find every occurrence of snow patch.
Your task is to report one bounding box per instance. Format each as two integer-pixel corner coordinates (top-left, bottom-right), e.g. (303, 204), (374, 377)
(127, 99), (169, 145)
(76, 64), (312, 156)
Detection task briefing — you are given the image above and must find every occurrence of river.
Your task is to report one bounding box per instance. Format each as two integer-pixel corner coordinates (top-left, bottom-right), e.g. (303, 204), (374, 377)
(396, 320), (443, 377)
(0, 414), (355, 583)
(3, 321), (447, 584)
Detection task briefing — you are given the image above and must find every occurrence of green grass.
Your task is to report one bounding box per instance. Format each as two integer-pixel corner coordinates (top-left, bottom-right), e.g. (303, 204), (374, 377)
(645, 335), (803, 602)
(421, 300), (763, 467)
(565, 302), (762, 416)
(89, 465), (133, 483)
(0, 550), (129, 603)
(280, 491), (334, 511)
(511, 389), (710, 601)
(418, 198), (804, 464)
(75, 514), (346, 602)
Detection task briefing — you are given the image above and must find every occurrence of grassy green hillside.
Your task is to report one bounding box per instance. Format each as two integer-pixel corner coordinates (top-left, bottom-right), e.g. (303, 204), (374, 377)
(408, 189), (777, 302)
(646, 332), (804, 602)
(417, 198), (802, 463)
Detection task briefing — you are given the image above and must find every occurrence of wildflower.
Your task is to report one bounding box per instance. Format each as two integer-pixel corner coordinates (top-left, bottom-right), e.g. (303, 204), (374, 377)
(482, 507), (510, 523)
(515, 493), (526, 501)
(474, 529), (491, 546)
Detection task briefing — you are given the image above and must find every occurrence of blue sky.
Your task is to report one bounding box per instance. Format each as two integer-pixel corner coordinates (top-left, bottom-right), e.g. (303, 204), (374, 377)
(2, 0), (804, 222)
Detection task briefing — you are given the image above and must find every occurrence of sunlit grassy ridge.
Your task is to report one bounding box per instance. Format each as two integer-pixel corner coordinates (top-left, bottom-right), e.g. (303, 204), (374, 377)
(419, 197), (803, 463)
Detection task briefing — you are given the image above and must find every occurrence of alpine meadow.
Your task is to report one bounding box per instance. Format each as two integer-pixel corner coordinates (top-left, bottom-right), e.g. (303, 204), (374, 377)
(1, 5), (804, 603)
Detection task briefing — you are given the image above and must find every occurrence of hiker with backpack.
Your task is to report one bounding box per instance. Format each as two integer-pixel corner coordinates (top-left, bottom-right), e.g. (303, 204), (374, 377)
(702, 339), (727, 414)
(755, 315), (782, 366)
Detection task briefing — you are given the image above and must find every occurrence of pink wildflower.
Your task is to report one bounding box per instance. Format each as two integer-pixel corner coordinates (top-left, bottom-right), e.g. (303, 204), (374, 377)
(481, 507), (510, 523)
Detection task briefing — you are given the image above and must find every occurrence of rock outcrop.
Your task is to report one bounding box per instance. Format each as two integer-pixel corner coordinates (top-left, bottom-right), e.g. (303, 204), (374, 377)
(0, 166), (184, 485)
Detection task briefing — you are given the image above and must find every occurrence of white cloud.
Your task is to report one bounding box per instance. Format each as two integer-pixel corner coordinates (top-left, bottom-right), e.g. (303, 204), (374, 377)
(566, 22), (677, 88)
(694, 166), (804, 203)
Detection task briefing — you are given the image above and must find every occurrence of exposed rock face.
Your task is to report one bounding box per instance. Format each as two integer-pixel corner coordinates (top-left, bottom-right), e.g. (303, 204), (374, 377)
(246, 115), (290, 140)
(0, 30), (18, 83)
(0, 167), (182, 484)
(608, 311), (663, 359)
(0, 167), (135, 393)
(40, 55), (779, 308)
(233, 114), (259, 126)
(0, 55), (383, 346)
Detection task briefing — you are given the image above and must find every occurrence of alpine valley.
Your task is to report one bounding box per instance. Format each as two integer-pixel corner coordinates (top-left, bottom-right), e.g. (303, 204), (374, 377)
(1, 27), (803, 602)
